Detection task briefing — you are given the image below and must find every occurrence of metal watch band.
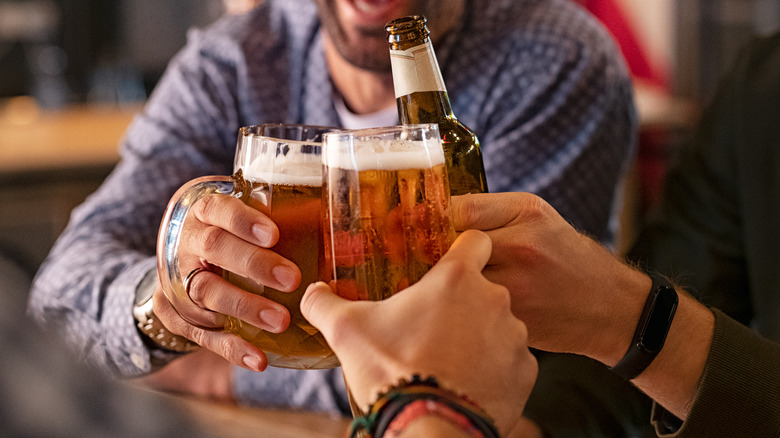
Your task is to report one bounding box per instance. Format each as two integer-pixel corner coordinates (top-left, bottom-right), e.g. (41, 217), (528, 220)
(133, 293), (199, 355)
(609, 273), (678, 380)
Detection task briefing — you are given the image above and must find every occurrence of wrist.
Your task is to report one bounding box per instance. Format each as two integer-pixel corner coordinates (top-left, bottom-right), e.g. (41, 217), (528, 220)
(587, 266), (651, 366)
(609, 273), (679, 380)
(350, 375), (499, 438)
(133, 269), (198, 368)
(392, 415), (474, 438)
(632, 292), (714, 418)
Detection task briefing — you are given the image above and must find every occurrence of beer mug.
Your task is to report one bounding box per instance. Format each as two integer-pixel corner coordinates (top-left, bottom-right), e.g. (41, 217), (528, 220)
(322, 124), (456, 301)
(158, 124), (339, 370)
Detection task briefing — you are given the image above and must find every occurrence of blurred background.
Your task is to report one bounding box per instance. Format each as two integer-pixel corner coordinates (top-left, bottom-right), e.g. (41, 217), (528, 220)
(1, 0), (779, 281)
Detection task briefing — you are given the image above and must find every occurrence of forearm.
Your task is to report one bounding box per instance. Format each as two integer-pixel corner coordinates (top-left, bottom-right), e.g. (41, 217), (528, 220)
(631, 292), (714, 419)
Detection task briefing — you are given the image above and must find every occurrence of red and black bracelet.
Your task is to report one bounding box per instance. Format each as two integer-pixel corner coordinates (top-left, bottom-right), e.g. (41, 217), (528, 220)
(349, 375), (500, 438)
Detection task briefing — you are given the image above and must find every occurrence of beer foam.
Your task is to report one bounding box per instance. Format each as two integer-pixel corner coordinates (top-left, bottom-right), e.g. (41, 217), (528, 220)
(325, 139), (444, 171)
(243, 155), (322, 187)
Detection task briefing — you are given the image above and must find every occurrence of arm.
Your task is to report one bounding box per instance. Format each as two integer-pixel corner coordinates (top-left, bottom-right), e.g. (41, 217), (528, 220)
(453, 192), (780, 436)
(27, 23), (244, 376)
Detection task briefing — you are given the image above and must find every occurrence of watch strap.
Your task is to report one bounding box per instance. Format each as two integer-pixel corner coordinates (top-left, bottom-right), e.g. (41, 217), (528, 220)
(610, 273), (678, 380)
(135, 297), (199, 354)
(133, 270), (199, 361)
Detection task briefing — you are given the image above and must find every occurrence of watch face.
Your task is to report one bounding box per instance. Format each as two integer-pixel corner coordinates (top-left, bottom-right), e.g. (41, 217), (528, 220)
(135, 269), (158, 305)
(639, 286), (678, 353)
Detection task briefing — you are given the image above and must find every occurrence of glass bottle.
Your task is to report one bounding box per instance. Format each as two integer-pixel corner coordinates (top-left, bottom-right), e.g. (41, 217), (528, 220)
(385, 15), (488, 195)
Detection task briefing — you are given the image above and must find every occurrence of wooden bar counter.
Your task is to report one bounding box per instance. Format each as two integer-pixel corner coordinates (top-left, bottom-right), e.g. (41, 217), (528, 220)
(0, 98), (139, 269)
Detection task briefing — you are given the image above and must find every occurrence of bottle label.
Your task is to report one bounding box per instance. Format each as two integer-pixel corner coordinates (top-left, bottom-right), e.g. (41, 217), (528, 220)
(389, 41), (447, 98)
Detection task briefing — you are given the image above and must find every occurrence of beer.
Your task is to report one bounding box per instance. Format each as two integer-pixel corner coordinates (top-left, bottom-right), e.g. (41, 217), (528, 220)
(323, 125), (456, 301)
(386, 15), (489, 196)
(224, 140), (339, 370)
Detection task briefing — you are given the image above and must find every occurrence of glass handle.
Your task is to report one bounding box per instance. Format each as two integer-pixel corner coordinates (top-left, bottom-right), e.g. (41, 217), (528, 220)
(156, 175), (240, 329)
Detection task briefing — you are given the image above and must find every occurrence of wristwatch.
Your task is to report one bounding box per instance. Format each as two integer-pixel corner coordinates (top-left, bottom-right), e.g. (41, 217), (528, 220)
(133, 269), (199, 361)
(609, 273), (678, 380)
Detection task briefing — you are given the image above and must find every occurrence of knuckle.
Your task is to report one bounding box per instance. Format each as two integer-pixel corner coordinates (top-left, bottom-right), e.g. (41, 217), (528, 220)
(217, 337), (238, 359)
(452, 195), (482, 229)
(194, 194), (220, 219)
(225, 291), (253, 318)
(243, 249), (272, 277)
(199, 226), (227, 255)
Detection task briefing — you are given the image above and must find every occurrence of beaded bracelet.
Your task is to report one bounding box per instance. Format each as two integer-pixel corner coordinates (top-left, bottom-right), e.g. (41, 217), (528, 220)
(349, 375), (500, 438)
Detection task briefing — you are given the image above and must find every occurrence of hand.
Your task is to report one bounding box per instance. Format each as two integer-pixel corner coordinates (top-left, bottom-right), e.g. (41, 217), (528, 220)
(155, 182), (300, 371)
(301, 230), (538, 436)
(131, 349), (235, 402)
(451, 192), (650, 365)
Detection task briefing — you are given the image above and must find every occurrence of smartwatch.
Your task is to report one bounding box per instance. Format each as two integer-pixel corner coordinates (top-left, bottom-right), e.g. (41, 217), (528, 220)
(609, 273), (678, 380)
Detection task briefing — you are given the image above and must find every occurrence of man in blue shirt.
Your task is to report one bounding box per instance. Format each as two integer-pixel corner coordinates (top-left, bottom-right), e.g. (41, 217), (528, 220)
(29, 0), (643, 435)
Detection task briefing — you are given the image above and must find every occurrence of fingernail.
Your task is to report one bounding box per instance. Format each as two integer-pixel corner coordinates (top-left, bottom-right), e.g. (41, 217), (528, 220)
(252, 224), (273, 247)
(272, 265), (297, 290)
(260, 308), (285, 332)
(306, 281), (326, 293)
(242, 355), (262, 371)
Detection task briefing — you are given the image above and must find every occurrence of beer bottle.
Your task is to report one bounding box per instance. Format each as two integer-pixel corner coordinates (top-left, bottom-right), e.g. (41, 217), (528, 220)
(385, 15), (488, 195)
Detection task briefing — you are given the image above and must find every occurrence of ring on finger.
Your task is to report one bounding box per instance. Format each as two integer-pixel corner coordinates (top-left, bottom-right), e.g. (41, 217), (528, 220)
(183, 267), (211, 301)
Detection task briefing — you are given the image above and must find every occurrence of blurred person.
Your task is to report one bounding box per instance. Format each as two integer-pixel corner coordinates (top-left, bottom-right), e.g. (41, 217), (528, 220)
(629, 31), (780, 344)
(27, 0), (641, 435)
(0, 252), (208, 437)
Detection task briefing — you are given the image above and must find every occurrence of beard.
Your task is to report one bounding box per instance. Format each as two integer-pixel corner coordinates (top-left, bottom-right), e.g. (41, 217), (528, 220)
(315, 0), (396, 73)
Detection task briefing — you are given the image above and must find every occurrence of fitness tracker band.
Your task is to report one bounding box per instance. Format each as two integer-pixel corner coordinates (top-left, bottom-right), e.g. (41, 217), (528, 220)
(610, 273), (678, 380)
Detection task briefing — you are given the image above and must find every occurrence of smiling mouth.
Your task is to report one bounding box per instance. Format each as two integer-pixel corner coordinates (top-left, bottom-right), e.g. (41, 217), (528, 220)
(353, 0), (397, 12)
(349, 0), (404, 22)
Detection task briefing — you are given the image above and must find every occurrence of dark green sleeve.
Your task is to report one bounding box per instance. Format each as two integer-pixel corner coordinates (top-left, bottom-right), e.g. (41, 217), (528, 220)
(653, 308), (780, 437)
(524, 351), (657, 437)
(629, 32), (780, 335)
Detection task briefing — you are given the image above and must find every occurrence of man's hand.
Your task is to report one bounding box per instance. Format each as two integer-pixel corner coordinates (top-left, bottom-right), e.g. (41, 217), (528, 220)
(301, 230), (538, 436)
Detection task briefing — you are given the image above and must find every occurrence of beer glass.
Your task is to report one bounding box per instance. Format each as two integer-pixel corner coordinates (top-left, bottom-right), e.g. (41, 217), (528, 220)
(158, 124), (339, 370)
(322, 123), (456, 302)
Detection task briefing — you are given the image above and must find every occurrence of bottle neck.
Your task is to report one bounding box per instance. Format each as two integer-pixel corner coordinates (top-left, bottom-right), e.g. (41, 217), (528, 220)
(390, 40), (455, 123)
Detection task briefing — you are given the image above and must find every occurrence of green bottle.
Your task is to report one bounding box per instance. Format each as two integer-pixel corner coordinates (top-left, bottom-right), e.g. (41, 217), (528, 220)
(385, 15), (488, 195)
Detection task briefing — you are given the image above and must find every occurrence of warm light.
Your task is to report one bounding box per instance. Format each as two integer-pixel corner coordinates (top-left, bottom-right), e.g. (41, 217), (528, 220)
(1, 96), (41, 125)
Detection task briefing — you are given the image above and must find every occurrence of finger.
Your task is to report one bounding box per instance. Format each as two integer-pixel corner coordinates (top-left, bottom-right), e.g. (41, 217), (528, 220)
(185, 270), (290, 333)
(451, 192), (546, 232)
(182, 223), (301, 292)
(154, 290), (270, 372)
(197, 329), (270, 372)
(299, 281), (348, 335)
(193, 193), (279, 248)
(437, 229), (493, 272)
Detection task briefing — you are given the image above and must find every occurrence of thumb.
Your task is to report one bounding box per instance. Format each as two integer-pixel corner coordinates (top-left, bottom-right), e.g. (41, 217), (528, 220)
(300, 281), (346, 334)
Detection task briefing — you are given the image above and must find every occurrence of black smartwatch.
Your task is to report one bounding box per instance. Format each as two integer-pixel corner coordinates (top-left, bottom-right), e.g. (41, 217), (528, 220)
(609, 273), (678, 380)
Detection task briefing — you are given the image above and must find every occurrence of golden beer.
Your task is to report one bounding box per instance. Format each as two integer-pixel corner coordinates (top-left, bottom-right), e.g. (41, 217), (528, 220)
(323, 124), (455, 301)
(225, 130), (338, 370)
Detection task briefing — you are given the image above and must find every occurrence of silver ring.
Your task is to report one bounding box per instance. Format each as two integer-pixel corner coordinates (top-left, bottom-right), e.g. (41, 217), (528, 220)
(183, 267), (210, 300)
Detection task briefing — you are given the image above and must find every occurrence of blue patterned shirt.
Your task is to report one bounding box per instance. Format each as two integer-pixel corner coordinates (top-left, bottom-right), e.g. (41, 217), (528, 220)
(29, 0), (636, 415)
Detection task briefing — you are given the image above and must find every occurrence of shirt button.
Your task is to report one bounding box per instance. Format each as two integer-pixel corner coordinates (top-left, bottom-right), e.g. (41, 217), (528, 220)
(130, 353), (146, 369)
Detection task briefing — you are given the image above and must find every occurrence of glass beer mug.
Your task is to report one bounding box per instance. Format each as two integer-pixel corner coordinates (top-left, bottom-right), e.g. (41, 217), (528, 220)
(322, 123), (456, 301)
(158, 124), (339, 370)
